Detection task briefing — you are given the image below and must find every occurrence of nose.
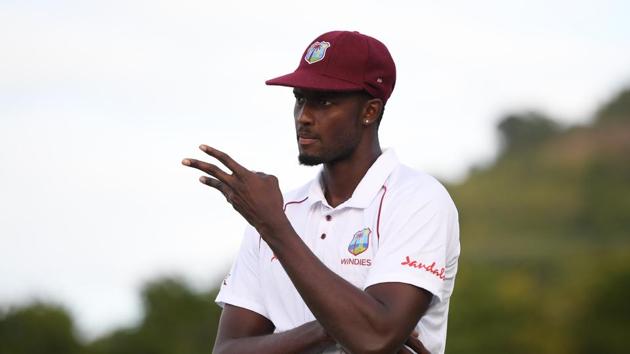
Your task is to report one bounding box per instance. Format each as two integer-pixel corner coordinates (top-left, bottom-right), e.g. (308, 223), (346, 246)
(295, 103), (314, 125)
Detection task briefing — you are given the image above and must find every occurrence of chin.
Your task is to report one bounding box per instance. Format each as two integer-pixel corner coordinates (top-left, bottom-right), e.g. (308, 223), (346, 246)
(298, 153), (324, 166)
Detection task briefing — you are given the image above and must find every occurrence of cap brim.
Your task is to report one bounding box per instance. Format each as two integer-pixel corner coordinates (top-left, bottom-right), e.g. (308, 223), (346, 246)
(265, 71), (363, 92)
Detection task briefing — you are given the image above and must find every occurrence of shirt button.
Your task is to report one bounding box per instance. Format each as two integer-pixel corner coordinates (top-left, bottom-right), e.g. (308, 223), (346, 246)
(325, 215), (332, 221)
(320, 233), (326, 239)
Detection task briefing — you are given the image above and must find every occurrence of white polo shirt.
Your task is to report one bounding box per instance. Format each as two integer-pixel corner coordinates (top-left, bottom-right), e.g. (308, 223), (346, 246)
(216, 149), (460, 354)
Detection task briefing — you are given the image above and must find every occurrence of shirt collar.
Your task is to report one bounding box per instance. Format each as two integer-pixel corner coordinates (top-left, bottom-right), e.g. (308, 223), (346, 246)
(304, 149), (399, 210)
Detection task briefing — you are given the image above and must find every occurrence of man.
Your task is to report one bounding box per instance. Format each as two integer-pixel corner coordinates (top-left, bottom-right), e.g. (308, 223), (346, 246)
(183, 31), (460, 354)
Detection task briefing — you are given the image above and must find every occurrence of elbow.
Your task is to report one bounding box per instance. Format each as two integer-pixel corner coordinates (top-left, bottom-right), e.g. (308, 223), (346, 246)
(211, 344), (223, 354)
(211, 339), (229, 354)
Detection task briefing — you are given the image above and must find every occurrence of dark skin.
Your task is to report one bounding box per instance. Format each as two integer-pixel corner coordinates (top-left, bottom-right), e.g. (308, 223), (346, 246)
(183, 89), (431, 354)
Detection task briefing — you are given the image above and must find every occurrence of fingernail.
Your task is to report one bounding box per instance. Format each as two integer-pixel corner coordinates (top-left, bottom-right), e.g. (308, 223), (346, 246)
(199, 144), (207, 151)
(199, 176), (207, 183)
(182, 159), (191, 166)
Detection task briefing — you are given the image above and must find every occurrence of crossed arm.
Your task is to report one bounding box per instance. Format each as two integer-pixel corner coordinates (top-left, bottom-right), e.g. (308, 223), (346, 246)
(183, 145), (431, 354)
(214, 306), (333, 354)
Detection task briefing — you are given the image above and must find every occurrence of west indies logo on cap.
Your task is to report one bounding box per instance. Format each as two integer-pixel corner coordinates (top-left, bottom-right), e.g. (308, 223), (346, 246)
(348, 227), (371, 256)
(304, 41), (331, 64)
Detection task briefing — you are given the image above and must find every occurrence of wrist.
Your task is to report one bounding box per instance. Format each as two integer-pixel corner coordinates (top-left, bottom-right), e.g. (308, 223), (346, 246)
(256, 213), (292, 241)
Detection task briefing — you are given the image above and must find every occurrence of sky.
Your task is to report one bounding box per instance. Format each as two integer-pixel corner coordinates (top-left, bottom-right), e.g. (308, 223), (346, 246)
(1, 0), (630, 340)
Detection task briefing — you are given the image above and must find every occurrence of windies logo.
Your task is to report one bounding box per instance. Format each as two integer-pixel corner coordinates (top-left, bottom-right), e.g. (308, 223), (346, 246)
(348, 228), (371, 256)
(304, 41), (331, 64)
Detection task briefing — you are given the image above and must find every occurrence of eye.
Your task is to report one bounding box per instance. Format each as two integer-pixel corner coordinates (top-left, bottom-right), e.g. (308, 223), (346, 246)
(319, 99), (332, 106)
(295, 96), (306, 105)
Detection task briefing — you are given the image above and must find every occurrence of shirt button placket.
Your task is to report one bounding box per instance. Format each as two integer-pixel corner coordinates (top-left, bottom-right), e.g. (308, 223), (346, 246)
(315, 206), (332, 259)
(321, 214), (331, 242)
(321, 214), (332, 240)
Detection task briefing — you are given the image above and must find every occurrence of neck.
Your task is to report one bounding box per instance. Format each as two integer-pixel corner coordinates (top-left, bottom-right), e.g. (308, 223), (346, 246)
(321, 141), (382, 208)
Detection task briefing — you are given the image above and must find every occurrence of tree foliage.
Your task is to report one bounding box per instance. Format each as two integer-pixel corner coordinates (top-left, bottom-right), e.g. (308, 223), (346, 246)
(497, 111), (561, 155)
(88, 277), (222, 354)
(0, 303), (81, 354)
(596, 88), (630, 124)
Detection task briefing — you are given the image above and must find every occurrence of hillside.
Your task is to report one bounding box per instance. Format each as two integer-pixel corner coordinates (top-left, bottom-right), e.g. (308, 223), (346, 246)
(447, 89), (630, 354)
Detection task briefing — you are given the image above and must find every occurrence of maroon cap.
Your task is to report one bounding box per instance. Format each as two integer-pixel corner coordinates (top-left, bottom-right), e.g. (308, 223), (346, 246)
(265, 31), (396, 103)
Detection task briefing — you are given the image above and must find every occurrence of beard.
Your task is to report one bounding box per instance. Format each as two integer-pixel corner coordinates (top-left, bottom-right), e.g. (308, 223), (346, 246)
(298, 141), (356, 166)
(298, 153), (324, 166)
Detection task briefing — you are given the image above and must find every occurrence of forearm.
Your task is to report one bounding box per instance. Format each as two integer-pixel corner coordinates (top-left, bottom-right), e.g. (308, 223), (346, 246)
(214, 320), (334, 354)
(262, 221), (401, 353)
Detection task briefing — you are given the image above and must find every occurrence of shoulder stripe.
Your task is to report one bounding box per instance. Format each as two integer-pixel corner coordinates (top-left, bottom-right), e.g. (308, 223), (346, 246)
(260, 196), (309, 251)
(283, 196), (309, 211)
(376, 185), (387, 243)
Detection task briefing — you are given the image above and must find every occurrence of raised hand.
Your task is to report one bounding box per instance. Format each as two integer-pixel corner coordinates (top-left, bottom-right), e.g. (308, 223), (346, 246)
(182, 145), (287, 236)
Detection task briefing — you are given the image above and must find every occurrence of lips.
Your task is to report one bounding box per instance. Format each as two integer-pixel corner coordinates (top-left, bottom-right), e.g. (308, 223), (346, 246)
(297, 130), (319, 145)
(298, 137), (318, 145)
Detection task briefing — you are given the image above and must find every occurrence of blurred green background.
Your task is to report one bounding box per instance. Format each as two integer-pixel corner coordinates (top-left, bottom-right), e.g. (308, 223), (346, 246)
(2, 87), (629, 353)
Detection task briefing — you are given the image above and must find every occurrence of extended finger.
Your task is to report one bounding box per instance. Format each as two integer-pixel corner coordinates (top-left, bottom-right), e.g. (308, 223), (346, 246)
(199, 175), (233, 199)
(199, 145), (248, 176)
(182, 158), (232, 184)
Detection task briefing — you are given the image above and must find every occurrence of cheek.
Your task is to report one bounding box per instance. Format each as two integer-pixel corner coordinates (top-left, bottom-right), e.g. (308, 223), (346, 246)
(328, 117), (362, 147)
(339, 109), (363, 136)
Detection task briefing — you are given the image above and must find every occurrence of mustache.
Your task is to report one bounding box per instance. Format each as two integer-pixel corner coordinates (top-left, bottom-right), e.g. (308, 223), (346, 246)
(296, 128), (319, 139)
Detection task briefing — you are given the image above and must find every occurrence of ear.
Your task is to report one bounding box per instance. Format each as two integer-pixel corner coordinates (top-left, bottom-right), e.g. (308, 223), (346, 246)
(362, 98), (383, 126)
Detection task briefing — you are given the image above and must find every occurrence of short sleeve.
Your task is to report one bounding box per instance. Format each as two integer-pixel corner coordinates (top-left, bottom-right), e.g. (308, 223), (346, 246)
(363, 189), (459, 302)
(215, 225), (269, 319)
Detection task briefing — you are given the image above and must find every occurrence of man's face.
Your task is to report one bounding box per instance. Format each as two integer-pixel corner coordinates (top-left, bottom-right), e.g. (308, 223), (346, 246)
(293, 88), (369, 166)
